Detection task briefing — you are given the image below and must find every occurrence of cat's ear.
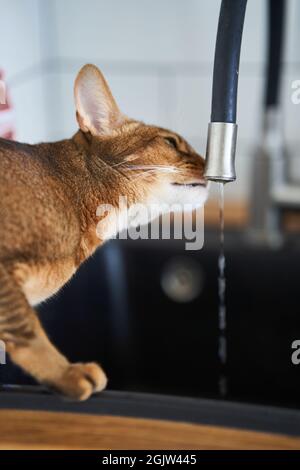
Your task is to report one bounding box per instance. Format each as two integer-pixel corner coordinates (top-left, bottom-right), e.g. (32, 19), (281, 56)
(74, 64), (125, 136)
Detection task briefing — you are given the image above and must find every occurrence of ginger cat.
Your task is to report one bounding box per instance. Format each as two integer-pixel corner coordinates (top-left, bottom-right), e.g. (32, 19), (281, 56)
(0, 64), (207, 400)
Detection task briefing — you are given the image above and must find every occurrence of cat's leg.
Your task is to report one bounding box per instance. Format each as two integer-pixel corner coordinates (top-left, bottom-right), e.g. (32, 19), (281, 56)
(0, 263), (107, 400)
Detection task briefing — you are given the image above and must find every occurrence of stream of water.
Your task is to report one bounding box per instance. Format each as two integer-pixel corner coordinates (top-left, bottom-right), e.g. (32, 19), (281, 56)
(218, 182), (227, 397)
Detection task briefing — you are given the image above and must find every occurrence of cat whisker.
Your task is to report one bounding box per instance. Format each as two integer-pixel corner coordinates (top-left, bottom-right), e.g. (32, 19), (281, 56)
(110, 161), (128, 168)
(110, 154), (139, 168)
(125, 165), (180, 174)
(130, 169), (159, 183)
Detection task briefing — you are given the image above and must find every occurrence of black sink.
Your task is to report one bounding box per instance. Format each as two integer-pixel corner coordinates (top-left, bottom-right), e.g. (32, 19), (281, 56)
(1, 229), (300, 409)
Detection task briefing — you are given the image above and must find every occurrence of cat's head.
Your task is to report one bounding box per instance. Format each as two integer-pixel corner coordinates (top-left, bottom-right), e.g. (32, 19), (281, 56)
(74, 64), (208, 224)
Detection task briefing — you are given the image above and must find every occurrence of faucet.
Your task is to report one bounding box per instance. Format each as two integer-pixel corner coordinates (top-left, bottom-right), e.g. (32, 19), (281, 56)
(205, 0), (297, 245)
(249, 0), (297, 245)
(204, 0), (247, 183)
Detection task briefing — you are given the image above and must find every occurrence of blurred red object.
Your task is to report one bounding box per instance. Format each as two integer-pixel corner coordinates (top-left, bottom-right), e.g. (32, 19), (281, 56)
(0, 70), (15, 140)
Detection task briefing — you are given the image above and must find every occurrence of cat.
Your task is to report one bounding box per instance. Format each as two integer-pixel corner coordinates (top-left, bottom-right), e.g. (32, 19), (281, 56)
(0, 64), (208, 400)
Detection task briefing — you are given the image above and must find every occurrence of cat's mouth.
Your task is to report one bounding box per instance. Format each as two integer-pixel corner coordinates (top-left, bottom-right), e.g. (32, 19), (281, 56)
(172, 182), (206, 188)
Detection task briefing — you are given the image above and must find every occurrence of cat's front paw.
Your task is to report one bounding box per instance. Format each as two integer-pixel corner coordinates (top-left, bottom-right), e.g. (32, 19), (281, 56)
(52, 362), (108, 401)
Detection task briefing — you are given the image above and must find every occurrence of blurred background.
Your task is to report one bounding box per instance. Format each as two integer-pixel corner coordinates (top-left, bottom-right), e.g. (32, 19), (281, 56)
(1, 0), (300, 410)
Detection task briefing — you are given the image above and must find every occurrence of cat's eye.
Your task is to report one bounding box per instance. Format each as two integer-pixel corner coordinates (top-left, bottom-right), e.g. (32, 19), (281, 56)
(164, 137), (177, 150)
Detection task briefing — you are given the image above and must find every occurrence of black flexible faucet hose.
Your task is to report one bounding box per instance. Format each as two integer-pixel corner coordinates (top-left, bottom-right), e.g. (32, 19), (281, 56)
(211, 0), (247, 124)
(265, 0), (286, 108)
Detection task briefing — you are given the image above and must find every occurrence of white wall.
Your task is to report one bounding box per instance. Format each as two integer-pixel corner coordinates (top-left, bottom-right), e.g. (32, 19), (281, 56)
(0, 0), (46, 141)
(3, 0), (300, 200)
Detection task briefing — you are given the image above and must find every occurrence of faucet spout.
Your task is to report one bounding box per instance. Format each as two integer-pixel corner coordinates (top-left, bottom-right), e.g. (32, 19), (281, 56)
(205, 122), (237, 183)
